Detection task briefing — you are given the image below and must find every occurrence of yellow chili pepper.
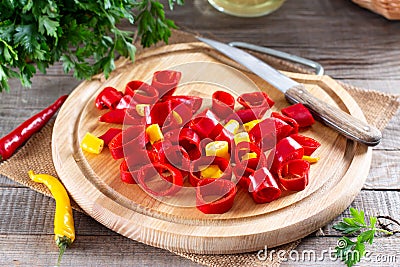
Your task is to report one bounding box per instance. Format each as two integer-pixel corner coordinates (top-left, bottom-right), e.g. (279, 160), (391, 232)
(80, 132), (104, 154)
(205, 141), (230, 160)
(146, 124), (164, 144)
(243, 119), (260, 132)
(302, 155), (320, 164)
(241, 152), (258, 161)
(28, 170), (75, 267)
(135, 104), (150, 116)
(200, 165), (224, 179)
(234, 132), (251, 145)
(224, 119), (240, 134)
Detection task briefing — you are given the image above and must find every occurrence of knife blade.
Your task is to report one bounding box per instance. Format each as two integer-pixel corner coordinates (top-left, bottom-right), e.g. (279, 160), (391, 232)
(197, 36), (382, 146)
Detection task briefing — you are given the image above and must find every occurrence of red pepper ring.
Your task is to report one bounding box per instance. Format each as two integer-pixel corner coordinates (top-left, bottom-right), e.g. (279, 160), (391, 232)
(189, 156), (232, 187)
(270, 136), (304, 174)
(196, 178), (237, 214)
(234, 141), (266, 169)
(163, 95), (203, 113)
(125, 81), (159, 105)
(281, 103), (315, 128)
(98, 128), (122, 146)
(120, 160), (139, 184)
(248, 167), (281, 204)
(178, 128), (201, 160)
(137, 162), (183, 197)
(237, 91), (275, 110)
(211, 91), (235, 118)
(108, 125), (147, 160)
(271, 112), (299, 135)
(289, 134), (321, 156)
(277, 159), (310, 191)
(151, 70), (182, 98)
(95, 86), (124, 110)
(99, 109), (126, 124)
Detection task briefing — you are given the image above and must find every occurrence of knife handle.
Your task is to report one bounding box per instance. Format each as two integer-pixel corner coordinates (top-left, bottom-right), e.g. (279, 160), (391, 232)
(285, 85), (382, 146)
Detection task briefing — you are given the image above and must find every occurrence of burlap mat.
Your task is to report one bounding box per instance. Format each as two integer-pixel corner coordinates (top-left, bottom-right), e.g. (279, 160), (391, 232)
(1, 30), (399, 266)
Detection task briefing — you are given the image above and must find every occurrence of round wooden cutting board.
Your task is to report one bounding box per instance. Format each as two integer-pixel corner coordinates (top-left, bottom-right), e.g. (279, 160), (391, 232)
(52, 42), (372, 254)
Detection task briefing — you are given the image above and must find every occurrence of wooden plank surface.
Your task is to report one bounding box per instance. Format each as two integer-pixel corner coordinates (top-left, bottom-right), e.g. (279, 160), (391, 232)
(0, 0), (399, 265)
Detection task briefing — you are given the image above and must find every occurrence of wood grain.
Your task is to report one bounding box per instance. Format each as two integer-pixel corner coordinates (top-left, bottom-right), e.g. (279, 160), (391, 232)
(51, 42), (372, 254)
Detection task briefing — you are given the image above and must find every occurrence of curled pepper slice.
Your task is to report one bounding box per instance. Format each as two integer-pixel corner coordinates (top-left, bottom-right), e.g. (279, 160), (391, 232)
(99, 109), (126, 124)
(163, 95), (203, 114)
(120, 159), (138, 184)
(196, 178), (237, 214)
(189, 109), (221, 139)
(278, 159), (310, 191)
(125, 81), (159, 105)
(138, 162), (183, 197)
(151, 70), (182, 98)
(248, 167), (281, 204)
(290, 134), (321, 156)
(271, 112), (299, 135)
(281, 103), (315, 128)
(212, 91), (235, 118)
(234, 141), (266, 175)
(95, 86), (123, 110)
(225, 108), (265, 124)
(237, 92), (274, 110)
(189, 156), (232, 187)
(270, 136), (304, 174)
(108, 125), (147, 159)
(179, 128), (201, 160)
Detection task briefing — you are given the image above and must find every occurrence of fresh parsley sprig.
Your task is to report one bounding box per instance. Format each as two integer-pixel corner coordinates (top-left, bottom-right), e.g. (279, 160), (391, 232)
(333, 208), (393, 267)
(0, 0), (184, 92)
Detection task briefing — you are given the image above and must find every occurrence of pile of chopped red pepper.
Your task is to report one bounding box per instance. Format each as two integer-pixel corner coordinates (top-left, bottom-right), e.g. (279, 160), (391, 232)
(83, 70), (322, 214)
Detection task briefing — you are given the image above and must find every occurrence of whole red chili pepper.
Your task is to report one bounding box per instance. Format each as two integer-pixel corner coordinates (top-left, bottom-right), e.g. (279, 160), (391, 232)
(212, 91), (235, 118)
(281, 103), (315, 128)
(95, 87), (123, 110)
(196, 178), (237, 214)
(289, 134), (321, 156)
(0, 95), (68, 161)
(98, 128), (122, 146)
(277, 159), (310, 191)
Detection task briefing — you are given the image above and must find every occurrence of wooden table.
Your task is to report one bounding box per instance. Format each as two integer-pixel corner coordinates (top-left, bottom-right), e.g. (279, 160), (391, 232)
(0, 0), (399, 266)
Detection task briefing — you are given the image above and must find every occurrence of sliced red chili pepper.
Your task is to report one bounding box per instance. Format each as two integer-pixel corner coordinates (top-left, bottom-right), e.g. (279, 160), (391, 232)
(189, 109), (221, 139)
(233, 165), (255, 189)
(108, 125), (147, 159)
(116, 95), (133, 110)
(281, 103), (315, 128)
(271, 112), (299, 135)
(125, 81), (159, 105)
(98, 128), (122, 146)
(151, 70), (182, 98)
(248, 167), (281, 204)
(290, 134), (321, 156)
(237, 92), (274, 109)
(212, 91), (235, 118)
(270, 136), (304, 174)
(138, 162), (183, 197)
(163, 95), (203, 114)
(161, 144), (191, 175)
(249, 117), (292, 151)
(196, 178), (237, 214)
(189, 156), (232, 187)
(278, 159), (310, 191)
(95, 86), (123, 110)
(225, 107), (265, 124)
(234, 141), (266, 169)
(120, 159), (138, 184)
(0, 95), (68, 161)
(178, 128), (201, 160)
(99, 109), (126, 124)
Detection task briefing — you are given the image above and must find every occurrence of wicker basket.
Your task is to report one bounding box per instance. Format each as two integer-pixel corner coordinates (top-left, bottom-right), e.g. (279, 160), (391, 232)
(352, 0), (400, 20)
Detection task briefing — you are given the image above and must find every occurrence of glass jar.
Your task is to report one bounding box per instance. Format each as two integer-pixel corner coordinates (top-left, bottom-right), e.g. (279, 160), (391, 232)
(208, 0), (286, 17)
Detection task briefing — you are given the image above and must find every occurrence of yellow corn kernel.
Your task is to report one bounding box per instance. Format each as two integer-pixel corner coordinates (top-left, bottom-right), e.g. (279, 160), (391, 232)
(200, 165), (224, 179)
(241, 152), (258, 161)
(205, 141), (230, 160)
(302, 155), (320, 164)
(224, 119), (240, 134)
(146, 124), (164, 144)
(243, 120), (260, 132)
(135, 104), (150, 116)
(234, 132), (250, 145)
(80, 132), (104, 154)
(172, 111), (183, 125)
